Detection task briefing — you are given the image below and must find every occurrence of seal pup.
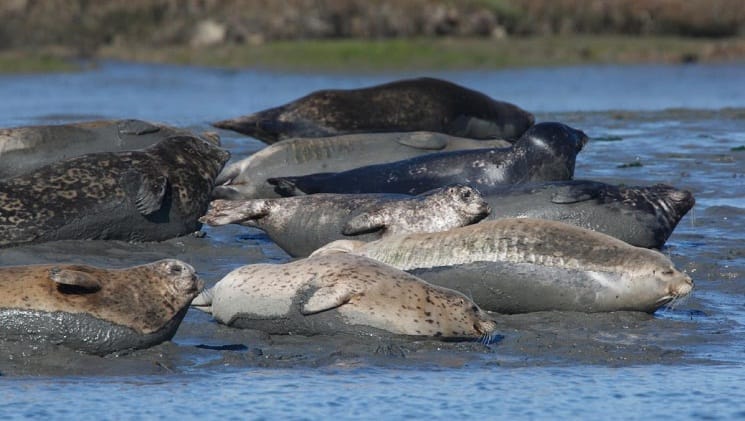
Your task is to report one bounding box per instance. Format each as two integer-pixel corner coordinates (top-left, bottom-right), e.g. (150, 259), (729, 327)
(201, 184), (490, 257)
(0, 119), (218, 179)
(214, 132), (510, 200)
(0, 259), (203, 355)
(268, 122), (589, 196)
(191, 252), (498, 340)
(0, 135), (230, 248)
(480, 180), (696, 248)
(212, 77), (534, 143)
(314, 218), (694, 314)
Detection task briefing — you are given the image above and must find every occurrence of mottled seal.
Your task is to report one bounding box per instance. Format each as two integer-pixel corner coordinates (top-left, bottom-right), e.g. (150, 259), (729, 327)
(201, 184), (490, 257)
(212, 77), (534, 143)
(0, 135), (230, 248)
(214, 132), (510, 200)
(314, 218), (694, 314)
(480, 180), (695, 248)
(191, 253), (498, 340)
(268, 122), (588, 196)
(0, 259), (203, 355)
(0, 119), (219, 179)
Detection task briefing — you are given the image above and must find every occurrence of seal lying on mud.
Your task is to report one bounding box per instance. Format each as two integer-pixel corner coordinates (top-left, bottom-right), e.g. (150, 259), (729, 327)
(268, 122), (588, 196)
(201, 184), (490, 257)
(314, 218), (694, 314)
(214, 131), (510, 200)
(0, 135), (229, 248)
(0, 119), (218, 179)
(481, 180), (696, 248)
(191, 253), (498, 340)
(212, 77), (535, 143)
(0, 259), (203, 355)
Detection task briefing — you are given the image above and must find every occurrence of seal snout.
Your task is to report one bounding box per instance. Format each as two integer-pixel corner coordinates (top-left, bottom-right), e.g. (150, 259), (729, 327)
(157, 259), (203, 295)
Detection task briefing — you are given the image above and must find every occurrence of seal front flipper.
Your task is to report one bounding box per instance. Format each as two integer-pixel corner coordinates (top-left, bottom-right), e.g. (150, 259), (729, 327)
(121, 169), (168, 215)
(342, 208), (390, 236)
(49, 266), (102, 292)
(267, 176), (317, 197)
(191, 287), (214, 314)
(301, 284), (356, 315)
(396, 133), (448, 150)
(551, 183), (603, 204)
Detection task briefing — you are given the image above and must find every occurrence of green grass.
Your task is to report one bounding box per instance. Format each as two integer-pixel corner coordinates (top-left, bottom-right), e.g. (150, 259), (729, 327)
(0, 52), (79, 74)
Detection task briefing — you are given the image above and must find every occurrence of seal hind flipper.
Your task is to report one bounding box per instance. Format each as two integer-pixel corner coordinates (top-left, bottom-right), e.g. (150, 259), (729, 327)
(200, 199), (270, 226)
(117, 119), (160, 136)
(396, 134), (448, 150)
(122, 170), (168, 215)
(301, 284), (356, 315)
(49, 266), (102, 292)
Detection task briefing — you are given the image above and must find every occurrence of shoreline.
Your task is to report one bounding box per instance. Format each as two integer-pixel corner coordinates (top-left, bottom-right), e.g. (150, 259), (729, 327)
(3, 35), (745, 74)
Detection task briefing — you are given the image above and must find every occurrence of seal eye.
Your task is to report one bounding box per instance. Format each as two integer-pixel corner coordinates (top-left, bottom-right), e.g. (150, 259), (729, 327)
(170, 264), (183, 275)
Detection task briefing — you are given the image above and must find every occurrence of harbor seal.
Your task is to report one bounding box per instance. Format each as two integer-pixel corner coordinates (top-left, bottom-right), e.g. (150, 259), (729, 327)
(314, 218), (694, 314)
(191, 253), (498, 340)
(0, 135), (230, 248)
(214, 131), (510, 200)
(480, 180), (695, 248)
(0, 259), (203, 355)
(0, 119), (219, 179)
(268, 122), (588, 196)
(201, 184), (490, 257)
(212, 77), (534, 143)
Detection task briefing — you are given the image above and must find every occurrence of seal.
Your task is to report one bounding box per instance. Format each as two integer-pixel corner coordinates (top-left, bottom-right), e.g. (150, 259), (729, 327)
(480, 180), (695, 248)
(314, 218), (694, 314)
(201, 184), (490, 257)
(267, 122), (589, 196)
(0, 135), (230, 248)
(212, 77), (535, 143)
(0, 259), (203, 355)
(191, 252), (498, 340)
(214, 131), (510, 200)
(0, 119), (219, 179)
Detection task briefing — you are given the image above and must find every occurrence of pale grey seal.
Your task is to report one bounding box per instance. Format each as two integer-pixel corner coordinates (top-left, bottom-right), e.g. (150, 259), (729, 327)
(214, 131), (510, 200)
(191, 253), (498, 340)
(314, 218), (694, 314)
(0, 135), (230, 248)
(212, 77), (534, 143)
(0, 259), (203, 355)
(267, 122), (588, 196)
(201, 184), (490, 257)
(0, 119), (219, 179)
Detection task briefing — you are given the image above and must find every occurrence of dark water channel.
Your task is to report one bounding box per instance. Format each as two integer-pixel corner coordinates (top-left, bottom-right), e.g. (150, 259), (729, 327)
(1, 62), (745, 419)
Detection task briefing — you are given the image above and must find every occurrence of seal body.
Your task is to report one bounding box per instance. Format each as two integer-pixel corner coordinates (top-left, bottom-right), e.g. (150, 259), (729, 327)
(214, 131), (510, 200)
(201, 184), (490, 257)
(212, 77), (534, 143)
(481, 180), (696, 248)
(268, 122), (588, 196)
(0, 135), (230, 248)
(191, 253), (497, 340)
(0, 119), (216, 179)
(315, 219), (694, 314)
(0, 259), (203, 355)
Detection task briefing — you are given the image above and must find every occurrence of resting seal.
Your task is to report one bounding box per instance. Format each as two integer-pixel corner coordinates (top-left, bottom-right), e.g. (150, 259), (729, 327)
(191, 253), (498, 340)
(481, 180), (695, 248)
(315, 218), (693, 314)
(0, 119), (219, 179)
(268, 122), (588, 196)
(0, 135), (230, 248)
(0, 259), (202, 355)
(212, 77), (534, 143)
(214, 132), (510, 200)
(201, 184), (490, 257)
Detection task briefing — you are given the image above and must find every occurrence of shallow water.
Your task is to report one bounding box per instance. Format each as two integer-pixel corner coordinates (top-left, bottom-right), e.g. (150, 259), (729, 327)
(1, 61), (745, 419)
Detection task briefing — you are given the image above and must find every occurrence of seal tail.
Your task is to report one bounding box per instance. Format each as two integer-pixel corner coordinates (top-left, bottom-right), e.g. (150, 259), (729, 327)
(191, 287), (215, 314)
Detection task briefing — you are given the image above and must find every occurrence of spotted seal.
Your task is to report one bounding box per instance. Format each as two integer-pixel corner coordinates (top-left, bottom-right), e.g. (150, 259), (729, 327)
(214, 132), (510, 200)
(201, 184), (490, 257)
(0, 259), (202, 355)
(480, 180), (695, 248)
(0, 119), (219, 179)
(268, 122), (588, 196)
(0, 135), (230, 248)
(212, 77), (534, 143)
(314, 218), (694, 314)
(191, 253), (498, 340)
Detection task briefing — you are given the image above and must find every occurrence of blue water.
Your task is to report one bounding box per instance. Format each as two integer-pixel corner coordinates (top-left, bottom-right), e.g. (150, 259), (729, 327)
(2, 61), (745, 419)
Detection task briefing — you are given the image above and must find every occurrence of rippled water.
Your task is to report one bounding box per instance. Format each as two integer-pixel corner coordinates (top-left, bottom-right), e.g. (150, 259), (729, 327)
(1, 61), (745, 419)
